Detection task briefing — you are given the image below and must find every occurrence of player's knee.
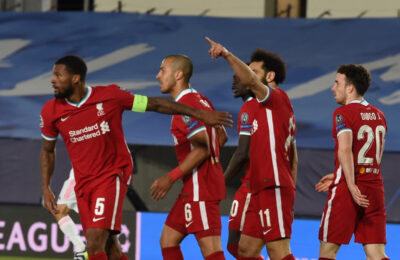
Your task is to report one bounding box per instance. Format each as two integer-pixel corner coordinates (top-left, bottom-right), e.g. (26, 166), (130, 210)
(197, 235), (223, 257)
(238, 238), (259, 257)
(266, 239), (291, 260)
(364, 243), (387, 260)
(366, 253), (389, 260)
(266, 246), (288, 260)
(56, 204), (70, 216)
(85, 228), (108, 254)
(319, 241), (340, 259)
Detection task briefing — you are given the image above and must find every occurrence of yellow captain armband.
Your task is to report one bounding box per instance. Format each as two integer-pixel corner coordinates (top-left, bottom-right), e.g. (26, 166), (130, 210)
(131, 94), (148, 112)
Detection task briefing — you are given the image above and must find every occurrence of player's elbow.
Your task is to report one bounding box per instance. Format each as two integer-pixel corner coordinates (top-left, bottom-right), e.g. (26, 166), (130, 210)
(196, 144), (210, 162)
(219, 134), (228, 147)
(245, 77), (259, 91)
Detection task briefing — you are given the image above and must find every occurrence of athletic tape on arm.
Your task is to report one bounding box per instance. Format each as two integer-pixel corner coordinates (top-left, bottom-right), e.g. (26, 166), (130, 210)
(131, 94), (148, 112)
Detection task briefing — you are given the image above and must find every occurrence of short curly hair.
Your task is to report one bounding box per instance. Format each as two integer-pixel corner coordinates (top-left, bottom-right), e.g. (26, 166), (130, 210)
(337, 64), (371, 96)
(250, 49), (286, 85)
(55, 55), (87, 82)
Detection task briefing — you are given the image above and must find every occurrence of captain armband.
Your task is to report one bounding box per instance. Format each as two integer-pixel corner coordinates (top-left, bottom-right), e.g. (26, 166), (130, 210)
(131, 94), (148, 112)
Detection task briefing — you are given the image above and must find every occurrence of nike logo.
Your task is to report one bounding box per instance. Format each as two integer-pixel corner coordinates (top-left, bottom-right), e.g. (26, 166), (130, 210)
(185, 222), (193, 228)
(60, 116), (70, 122)
(92, 217), (105, 222)
(263, 229), (272, 235)
(228, 218), (234, 222)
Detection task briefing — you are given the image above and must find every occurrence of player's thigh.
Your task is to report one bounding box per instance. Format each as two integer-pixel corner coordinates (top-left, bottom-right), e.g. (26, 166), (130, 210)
(257, 187), (295, 242)
(164, 197), (188, 237)
(86, 227), (109, 252)
(238, 234), (264, 257)
(106, 235), (123, 260)
(197, 235), (223, 257)
(319, 241), (341, 259)
(363, 243), (387, 260)
(319, 182), (358, 244)
(89, 175), (127, 232)
(265, 238), (291, 260)
(57, 172), (78, 213)
(241, 191), (262, 239)
(355, 186), (387, 244)
(76, 195), (90, 234)
(160, 224), (186, 247)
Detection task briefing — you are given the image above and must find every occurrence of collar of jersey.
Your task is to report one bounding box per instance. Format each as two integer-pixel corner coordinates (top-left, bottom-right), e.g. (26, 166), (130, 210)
(349, 99), (369, 106)
(175, 87), (197, 102)
(245, 96), (253, 102)
(65, 86), (92, 107)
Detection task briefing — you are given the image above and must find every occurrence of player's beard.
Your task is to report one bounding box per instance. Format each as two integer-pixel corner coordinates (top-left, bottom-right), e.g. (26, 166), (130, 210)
(261, 72), (268, 85)
(55, 86), (73, 99)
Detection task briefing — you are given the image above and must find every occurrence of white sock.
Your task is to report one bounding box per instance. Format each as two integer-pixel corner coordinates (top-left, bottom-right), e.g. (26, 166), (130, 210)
(58, 215), (86, 252)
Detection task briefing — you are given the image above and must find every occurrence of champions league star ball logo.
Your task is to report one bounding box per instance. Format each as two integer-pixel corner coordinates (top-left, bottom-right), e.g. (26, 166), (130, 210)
(241, 112), (249, 124)
(335, 114), (343, 125)
(96, 103), (105, 116)
(182, 115), (192, 125)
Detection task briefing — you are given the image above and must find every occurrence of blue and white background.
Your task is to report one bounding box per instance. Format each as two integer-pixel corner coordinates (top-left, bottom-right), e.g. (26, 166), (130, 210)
(0, 13), (399, 150)
(0, 13), (399, 259)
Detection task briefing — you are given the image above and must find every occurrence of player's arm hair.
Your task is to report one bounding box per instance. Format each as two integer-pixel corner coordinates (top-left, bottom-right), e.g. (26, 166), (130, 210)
(178, 130), (210, 177)
(290, 141), (298, 184)
(224, 52), (269, 101)
(40, 139), (57, 190)
(146, 97), (199, 115)
(224, 135), (250, 183)
(215, 125), (228, 148)
(146, 97), (232, 127)
(337, 131), (356, 187)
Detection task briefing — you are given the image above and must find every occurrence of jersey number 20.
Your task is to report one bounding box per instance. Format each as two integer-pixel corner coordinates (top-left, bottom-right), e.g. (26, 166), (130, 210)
(357, 125), (386, 165)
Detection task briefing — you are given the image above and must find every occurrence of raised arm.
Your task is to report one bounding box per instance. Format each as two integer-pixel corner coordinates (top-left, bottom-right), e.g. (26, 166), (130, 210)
(151, 130), (210, 200)
(40, 138), (59, 215)
(205, 37), (269, 101)
(146, 96), (232, 127)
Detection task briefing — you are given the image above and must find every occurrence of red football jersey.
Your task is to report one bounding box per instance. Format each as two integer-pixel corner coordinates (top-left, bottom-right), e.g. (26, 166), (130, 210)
(237, 97), (259, 190)
(40, 85), (135, 194)
(331, 99), (387, 187)
(170, 88), (226, 202)
(249, 87), (296, 193)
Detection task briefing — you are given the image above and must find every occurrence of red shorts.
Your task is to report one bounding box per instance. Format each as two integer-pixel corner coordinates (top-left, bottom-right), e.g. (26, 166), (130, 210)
(165, 197), (222, 240)
(228, 185), (252, 232)
(77, 174), (127, 234)
(242, 187), (295, 242)
(319, 181), (386, 244)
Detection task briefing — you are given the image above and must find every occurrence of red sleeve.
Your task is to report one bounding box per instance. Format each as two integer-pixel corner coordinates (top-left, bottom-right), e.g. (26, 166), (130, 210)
(238, 100), (256, 136)
(333, 107), (352, 137)
(40, 102), (58, 140)
(178, 94), (207, 138)
(109, 84), (135, 110)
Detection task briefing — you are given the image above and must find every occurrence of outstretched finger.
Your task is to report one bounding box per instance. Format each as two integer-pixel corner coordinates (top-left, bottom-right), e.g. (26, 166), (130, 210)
(205, 36), (215, 45)
(219, 118), (233, 127)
